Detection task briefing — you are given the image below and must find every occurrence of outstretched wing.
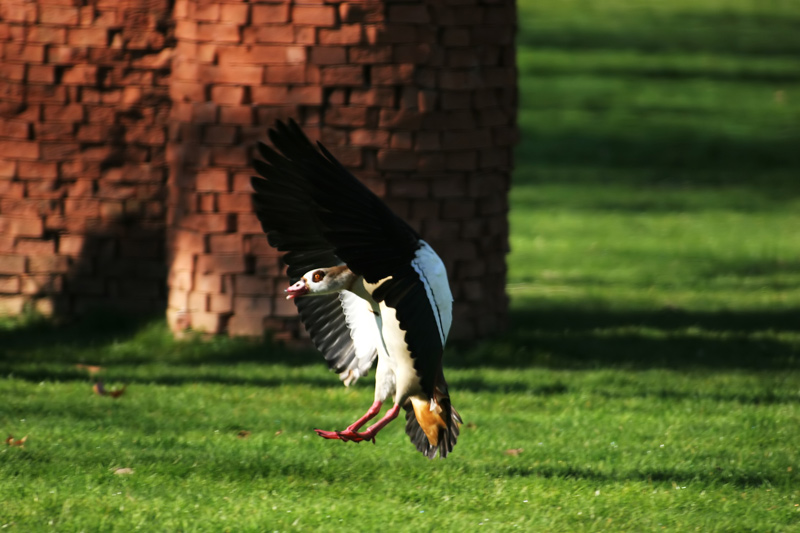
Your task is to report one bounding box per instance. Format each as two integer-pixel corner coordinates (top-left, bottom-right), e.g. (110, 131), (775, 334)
(255, 119), (421, 283)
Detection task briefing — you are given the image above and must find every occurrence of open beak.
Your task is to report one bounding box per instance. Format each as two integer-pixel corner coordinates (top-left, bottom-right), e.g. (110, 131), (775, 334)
(285, 279), (309, 300)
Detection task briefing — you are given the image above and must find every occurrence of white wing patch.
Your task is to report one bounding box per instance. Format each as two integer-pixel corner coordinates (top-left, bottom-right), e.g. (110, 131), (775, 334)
(338, 290), (381, 386)
(411, 240), (454, 346)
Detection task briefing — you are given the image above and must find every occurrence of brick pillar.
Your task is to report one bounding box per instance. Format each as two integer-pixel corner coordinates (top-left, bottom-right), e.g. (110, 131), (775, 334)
(0, 0), (172, 316)
(167, 0), (516, 340)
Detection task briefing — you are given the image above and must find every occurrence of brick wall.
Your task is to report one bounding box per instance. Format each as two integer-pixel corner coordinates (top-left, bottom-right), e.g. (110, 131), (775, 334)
(0, 0), (173, 317)
(2, 0), (516, 341)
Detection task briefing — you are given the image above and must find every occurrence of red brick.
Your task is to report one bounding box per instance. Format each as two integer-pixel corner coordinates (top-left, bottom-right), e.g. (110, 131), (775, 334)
(217, 193), (254, 213)
(238, 213), (263, 233)
(209, 292), (232, 313)
(350, 87), (395, 106)
(391, 132), (413, 150)
(196, 169), (229, 192)
(181, 213), (233, 233)
(67, 28), (107, 47)
(209, 234), (242, 254)
(265, 65), (306, 83)
(3, 43), (45, 63)
(28, 255), (69, 274)
(58, 235), (85, 255)
(339, 2), (383, 23)
(27, 65), (55, 84)
(190, 311), (224, 334)
(194, 273), (222, 293)
(234, 295), (272, 316)
(415, 131), (441, 151)
(377, 150), (417, 171)
(219, 106), (253, 125)
(21, 275), (63, 295)
(194, 3), (220, 21)
(418, 152), (446, 172)
(174, 20), (198, 40)
(0, 215), (44, 237)
(249, 25), (294, 44)
(443, 130), (492, 150)
(324, 106), (367, 127)
(252, 3), (290, 24)
(388, 4), (430, 24)
(42, 104), (84, 122)
(0, 63), (25, 82)
(210, 64), (264, 84)
(189, 291), (209, 312)
(372, 64), (415, 85)
(0, 160), (15, 179)
(61, 65), (98, 85)
(198, 23), (241, 43)
(379, 109), (422, 129)
(212, 145), (249, 166)
(0, 276), (20, 294)
(27, 26), (67, 44)
(234, 274), (267, 295)
(366, 24), (417, 44)
(348, 46), (392, 64)
(211, 86), (244, 105)
(318, 24), (362, 45)
(293, 26), (315, 44)
(446, 151), (477, 171)
(0, 255), (26, 274)
(15, 239), (55, 255)
(18, 162), (58, 180)
(442, 28), (470, 47)
(0, 296), (26, 314)
(203, 125), (237, 145)
(0, 119), (29, 139)
(320, 65), (363, 85)
(40, 5), (79, 24)
(293, 5), (336, 26)
(197, 253), (246, 274)
(388, 179), (429, 198)
(36, 122), (73, 141)
(221, 4), (249, 24)
(350, 129), (390, 147)
(310, 46), (346, 65)
(227, 313), (265, 336)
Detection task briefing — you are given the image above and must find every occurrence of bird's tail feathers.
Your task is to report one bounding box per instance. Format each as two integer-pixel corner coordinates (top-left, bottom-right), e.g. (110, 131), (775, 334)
(405, 388), (462, 459)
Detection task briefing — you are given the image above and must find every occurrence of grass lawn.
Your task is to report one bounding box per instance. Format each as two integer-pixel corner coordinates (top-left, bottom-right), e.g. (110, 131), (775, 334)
(3, 0), (800, 530)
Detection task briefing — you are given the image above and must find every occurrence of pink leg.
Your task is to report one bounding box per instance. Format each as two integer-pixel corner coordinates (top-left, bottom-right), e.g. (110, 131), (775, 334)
(314, 403), (401, 444)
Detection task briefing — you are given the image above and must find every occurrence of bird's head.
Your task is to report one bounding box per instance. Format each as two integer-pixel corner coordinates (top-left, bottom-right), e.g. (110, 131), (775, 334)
(285, 266), (355, 299)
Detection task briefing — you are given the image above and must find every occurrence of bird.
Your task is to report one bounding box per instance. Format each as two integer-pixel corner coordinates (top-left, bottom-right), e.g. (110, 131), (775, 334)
(250, 119), (462, 459)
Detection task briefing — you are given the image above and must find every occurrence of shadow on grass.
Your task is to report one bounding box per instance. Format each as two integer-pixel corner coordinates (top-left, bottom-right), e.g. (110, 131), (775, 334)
(498, 463), (790, 489)
(450, 306), (800, 371)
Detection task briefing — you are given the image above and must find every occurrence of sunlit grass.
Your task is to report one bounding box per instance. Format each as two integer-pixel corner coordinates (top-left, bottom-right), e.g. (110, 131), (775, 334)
(3, 0), (800, 530)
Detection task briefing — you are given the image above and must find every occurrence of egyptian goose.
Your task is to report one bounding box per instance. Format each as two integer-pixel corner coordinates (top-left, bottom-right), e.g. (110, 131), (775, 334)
(250, 120), (462, 458)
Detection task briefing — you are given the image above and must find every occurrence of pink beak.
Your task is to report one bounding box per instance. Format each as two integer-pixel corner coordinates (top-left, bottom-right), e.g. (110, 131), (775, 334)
(285, 279), (309, 299)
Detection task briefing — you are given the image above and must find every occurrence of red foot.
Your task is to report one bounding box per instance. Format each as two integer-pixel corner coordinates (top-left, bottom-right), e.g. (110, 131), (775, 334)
(313, 403), (401, 446)
(313, 428), (375, 443)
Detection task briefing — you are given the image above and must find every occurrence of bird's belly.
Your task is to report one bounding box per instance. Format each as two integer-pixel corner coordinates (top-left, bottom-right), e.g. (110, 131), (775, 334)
(377, 302), (422, 403)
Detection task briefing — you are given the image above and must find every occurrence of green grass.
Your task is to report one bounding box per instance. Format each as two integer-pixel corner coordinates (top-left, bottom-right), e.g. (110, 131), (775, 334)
(3, 0), (800, 530)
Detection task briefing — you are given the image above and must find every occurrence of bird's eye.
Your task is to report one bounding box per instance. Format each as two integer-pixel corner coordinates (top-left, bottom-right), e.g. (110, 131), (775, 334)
(312, 270), (325, 283)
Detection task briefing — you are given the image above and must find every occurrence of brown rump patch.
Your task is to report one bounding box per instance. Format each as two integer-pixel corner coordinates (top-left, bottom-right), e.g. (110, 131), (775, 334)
(410, 396), (447, 446)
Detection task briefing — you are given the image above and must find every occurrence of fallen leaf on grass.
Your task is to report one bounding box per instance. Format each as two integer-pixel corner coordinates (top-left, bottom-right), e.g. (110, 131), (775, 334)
(504, 448), (524, 456)
(237, 430), (251, 439)
(93, 381), (127, 399)
(274, 430), (283, 436)
(75, 364), (103, 375)
(114, 468), (134, 475)
(6, 435), (27, 447)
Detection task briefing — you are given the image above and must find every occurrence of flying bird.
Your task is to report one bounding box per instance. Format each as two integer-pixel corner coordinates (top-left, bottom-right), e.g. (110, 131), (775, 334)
(250, 120), (462, 458)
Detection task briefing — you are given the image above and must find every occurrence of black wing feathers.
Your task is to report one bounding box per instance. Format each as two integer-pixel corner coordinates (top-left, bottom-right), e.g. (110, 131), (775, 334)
(253, 119), (420, 283)
(295, 295), (358, 374)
